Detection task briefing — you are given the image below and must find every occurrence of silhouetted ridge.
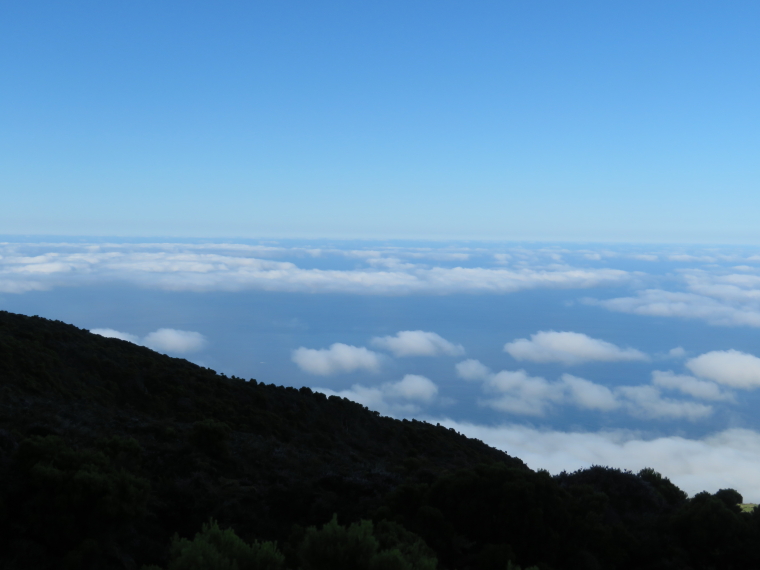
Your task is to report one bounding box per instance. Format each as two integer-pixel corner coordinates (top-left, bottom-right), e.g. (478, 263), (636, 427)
(1, 310), (759, 570)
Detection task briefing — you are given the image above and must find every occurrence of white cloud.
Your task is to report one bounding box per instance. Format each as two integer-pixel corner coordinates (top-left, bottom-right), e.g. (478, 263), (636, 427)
(90, 328), (140, 343)
(433, 421), (760, 502)
(371, 330), (464, 357)
(455, 358), (492, 381)
(686, 350), (760, 389)
(561, 374), (619, 411)
(652, 370), (733, 401)
(384, 374), (439, 402)
(143, 329), (207, 354)
(617, 385), (712, 420)
(668, 347), (687, 359)
(457, 359), (716, 420)
(457, 360), (621, 416)
(482, 370), (563, 416)
(314, 374), (439, 416)
(504, 330), (648, 365)
(292, 343), (382, 376)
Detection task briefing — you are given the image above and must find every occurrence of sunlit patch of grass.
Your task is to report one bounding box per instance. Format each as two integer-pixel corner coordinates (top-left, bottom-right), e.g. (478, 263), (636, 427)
(740, 503), (757, 513)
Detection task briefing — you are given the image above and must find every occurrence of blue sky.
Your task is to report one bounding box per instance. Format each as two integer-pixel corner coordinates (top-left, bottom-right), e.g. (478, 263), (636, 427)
(4, 4), (760, 499)
(3, 1), (760, 241)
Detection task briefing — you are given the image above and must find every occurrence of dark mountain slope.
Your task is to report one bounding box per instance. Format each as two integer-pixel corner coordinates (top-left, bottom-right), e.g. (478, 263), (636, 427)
(2, 310), (760, 570)
(0, 309), (513, 472)
(0, 311), (520, 568)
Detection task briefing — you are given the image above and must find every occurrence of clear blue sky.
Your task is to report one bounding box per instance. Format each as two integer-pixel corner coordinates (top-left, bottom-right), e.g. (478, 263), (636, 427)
(2, 1), (759, 242)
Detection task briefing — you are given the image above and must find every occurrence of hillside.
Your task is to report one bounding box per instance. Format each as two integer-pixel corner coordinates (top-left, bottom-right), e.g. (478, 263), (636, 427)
(1, 310), (760, 570)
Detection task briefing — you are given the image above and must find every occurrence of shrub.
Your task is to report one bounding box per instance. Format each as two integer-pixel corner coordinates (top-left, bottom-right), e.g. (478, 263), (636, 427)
(299, 514), (378, 570)
(373, 520), (436, 570)
(369, 548), (411, 570)
(299, 515), (437, 570)
(165, 519), (285, 570)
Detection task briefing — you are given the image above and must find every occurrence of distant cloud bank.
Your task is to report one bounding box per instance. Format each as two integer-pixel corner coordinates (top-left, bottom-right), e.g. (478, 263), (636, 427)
(0, 242), (632, 295)
(6, 242), (760, 331)
(436, 421), (760, 503)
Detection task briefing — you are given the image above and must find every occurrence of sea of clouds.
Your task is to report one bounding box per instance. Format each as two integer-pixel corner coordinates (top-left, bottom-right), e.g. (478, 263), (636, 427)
(5, 239), (760, 499)
(3, 242), (760, 330)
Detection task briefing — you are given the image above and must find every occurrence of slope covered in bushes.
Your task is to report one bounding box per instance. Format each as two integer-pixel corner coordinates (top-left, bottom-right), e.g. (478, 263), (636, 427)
(0, 310), (759, 570)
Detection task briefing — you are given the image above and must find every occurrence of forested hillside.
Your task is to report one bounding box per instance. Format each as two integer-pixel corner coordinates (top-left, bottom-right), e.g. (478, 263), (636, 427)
(1, 310), (759, 570)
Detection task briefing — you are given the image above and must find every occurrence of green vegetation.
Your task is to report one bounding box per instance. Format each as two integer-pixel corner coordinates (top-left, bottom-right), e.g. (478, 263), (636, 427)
(1, 310), (760, 569)
(146, 518), (286, 570)
(297, 515), (436, 570)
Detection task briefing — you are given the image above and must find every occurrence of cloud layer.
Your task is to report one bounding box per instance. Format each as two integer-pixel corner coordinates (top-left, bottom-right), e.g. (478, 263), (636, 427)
(592, 290), (760, 327)
(504, 331), (648, 365)
(0, 242), (632, 295)
(592, 268), (760, 328)
(11, 244), (760, 325)
(436, 421), (760, 502)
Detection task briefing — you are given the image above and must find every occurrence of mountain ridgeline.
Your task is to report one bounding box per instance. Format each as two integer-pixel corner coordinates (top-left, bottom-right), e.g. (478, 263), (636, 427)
(0, 310), (759, 570)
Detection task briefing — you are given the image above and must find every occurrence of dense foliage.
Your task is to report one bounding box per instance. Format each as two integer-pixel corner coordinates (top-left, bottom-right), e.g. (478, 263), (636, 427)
(1, 310), (759, 569)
